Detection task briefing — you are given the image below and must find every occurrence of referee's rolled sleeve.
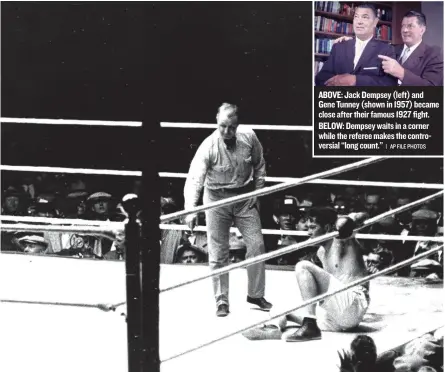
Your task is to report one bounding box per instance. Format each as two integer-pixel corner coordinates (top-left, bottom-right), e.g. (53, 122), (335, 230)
(184, 141), (209, 211)
(251, 131), (266, 190)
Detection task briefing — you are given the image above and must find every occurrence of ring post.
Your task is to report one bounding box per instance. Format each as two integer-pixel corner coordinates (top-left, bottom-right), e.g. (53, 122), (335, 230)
(140, 119), (161, 371)
(124, 201), (142, 371)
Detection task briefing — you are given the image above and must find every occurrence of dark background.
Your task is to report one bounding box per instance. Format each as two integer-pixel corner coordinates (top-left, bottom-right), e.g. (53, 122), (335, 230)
(1, 3), (313, 172)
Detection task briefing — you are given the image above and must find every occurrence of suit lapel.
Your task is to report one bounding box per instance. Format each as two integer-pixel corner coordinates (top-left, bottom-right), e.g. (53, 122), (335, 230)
(402, 42), (425, 71)
(353, 38), (377, 73)
(395, 44), (404, 61)
(345, 40), (355, 72)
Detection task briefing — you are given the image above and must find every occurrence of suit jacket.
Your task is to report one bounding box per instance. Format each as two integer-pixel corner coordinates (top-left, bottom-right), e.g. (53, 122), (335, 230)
(396, 42), (443, 86)
(315, 37), (397, 86)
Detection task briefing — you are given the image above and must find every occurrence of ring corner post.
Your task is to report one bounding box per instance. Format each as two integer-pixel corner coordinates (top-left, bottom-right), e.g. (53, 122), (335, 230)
(124, 194), (143, 371)
(140, 117), (161, 372)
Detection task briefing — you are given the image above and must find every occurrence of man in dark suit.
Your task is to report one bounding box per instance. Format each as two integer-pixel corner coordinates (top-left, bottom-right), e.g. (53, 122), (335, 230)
(315, 3), (397, 87)
(378, 11), (443, 86)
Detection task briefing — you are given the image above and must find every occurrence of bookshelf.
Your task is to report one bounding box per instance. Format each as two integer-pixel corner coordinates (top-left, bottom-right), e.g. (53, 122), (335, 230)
(315, 9), (392, 26)
(314, 1), (421, 75)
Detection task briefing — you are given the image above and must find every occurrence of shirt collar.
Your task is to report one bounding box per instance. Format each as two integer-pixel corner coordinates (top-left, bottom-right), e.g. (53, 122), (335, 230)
(403, 40), (422, 55)
(218, 133), (237, 150)
(355, 35), (373, 48)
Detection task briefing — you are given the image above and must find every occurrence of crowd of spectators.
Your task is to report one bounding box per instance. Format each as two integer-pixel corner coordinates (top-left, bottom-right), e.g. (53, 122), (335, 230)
(163, 184), (443, 280)
(1, 171), (443, 279)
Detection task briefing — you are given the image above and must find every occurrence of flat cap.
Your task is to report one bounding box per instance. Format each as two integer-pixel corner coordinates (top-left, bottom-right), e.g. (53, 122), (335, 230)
(87, 192), (112, 201)
(412, 209), (437, 221)
(18, 235), (48, 246)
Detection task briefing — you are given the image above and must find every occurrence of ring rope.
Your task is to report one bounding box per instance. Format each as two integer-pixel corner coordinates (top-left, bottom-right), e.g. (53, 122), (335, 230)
(160, 190), (443, 293)
(160, 122), (313, 131)
(157, 224), (443, 242)
(161, 244), (444, 363)
(159, 172), (444, 190)
(161, 157), (386, 223)
(0, 118), (312, 131)
(0, 223), (115, 240)
(0, 165), (142, 177)
(0, 215), (124, 227)
(2, 222), (443, 244)
(0, 117), (142, 127)
(2, 165), (440, 190)
(0, 298), (126, 312)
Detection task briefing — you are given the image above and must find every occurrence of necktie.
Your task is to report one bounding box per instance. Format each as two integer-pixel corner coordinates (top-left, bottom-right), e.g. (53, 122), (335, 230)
(400, 48), (410, 64)
(354, 41), (365, 69)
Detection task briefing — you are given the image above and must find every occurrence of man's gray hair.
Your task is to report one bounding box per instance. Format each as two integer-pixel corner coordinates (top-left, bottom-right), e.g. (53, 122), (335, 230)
(217, 102), (239, 116)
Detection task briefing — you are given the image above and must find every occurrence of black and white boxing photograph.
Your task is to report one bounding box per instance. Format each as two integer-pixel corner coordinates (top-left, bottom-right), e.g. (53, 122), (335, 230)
(1, 2), (443, 372)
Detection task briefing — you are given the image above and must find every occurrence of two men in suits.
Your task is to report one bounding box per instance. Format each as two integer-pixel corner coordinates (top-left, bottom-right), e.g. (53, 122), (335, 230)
(378, 11), (443, 86)
(317, 7), (443, 87)
(315, 3), (397, 86)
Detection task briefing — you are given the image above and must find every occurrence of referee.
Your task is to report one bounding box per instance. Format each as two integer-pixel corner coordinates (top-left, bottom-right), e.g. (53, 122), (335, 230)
(184, 103), (272, 317)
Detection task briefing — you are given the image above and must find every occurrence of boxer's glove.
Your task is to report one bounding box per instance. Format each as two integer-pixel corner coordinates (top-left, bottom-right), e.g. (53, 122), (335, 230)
(335, 216), (356, 239)
(348, 212), (369, 227)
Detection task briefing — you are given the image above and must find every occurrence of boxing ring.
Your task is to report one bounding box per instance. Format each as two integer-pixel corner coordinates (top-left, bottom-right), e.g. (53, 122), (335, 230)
(1, 117), (444, 372)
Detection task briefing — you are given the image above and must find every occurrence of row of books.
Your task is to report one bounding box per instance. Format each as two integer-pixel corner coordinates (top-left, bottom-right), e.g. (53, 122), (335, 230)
(315, 38), (335, 54)
(315, 16), (392, 41)
(314, 2), (393, 22)
(314, 16), (354, 34)
(314, 60), (325, 75)
(376, 25), (392, 41)
(314, 1), (342, 14)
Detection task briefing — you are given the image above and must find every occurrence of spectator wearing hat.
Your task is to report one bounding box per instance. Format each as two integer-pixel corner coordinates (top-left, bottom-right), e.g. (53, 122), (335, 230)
(17, 235), (49, 254)
(266, 196), (304, 266)
(29, 194), (59, 218)
(1, 187), (29, 251)
(86, 192), (114, 221)
(58, 191), (115, 258)
(296, 199), (313, 230)
(174, 242), (207, 264)
(408, 209), (442, 279)
(64, 190), (89, 219)
(411, 208), (439, 237)
(363, 216), (402, 274)
(29, 195), (66, 254)
(2, 186), (27, 216)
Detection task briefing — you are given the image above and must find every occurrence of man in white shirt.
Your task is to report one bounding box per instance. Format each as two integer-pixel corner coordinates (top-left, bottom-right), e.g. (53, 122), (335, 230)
(184, 103), (272, 317)
(378, 11), (443, 86)
(315, 3), (397, 86)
